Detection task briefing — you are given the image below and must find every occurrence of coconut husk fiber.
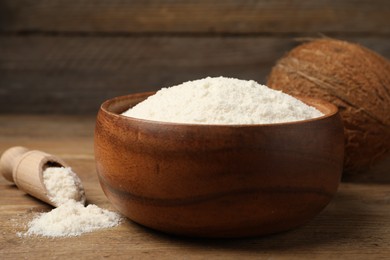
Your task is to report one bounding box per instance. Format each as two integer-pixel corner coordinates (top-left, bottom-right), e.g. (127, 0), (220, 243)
(267, 38), (390, 179)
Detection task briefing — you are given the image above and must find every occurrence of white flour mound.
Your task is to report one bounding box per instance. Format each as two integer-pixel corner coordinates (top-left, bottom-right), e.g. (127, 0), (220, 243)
(20, 167), (121, 238)
(24, 200), (121, 237)
(122, 77), (323, 124)
(43, 167), (85, 206)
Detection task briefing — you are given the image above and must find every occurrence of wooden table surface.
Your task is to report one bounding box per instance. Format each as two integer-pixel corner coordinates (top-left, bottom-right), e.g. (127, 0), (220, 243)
(1, 115), (390, 259)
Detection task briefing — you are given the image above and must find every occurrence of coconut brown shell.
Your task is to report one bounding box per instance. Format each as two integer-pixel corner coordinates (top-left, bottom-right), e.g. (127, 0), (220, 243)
(267, 38), (390, 177)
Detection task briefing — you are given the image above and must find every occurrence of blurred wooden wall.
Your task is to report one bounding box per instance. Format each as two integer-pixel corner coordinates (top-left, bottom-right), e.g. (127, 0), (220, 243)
(0, 0), (389, 114)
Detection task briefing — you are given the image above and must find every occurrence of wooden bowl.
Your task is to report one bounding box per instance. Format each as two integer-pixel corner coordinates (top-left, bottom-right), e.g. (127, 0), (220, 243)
(95, 92), (344, 237)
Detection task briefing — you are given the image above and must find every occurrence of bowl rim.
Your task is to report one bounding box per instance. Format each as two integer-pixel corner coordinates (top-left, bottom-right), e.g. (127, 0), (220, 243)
(99, 92), (340, 127)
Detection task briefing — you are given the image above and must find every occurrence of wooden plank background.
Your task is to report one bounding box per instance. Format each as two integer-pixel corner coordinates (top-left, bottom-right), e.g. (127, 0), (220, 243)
(0, 0), (389, 114)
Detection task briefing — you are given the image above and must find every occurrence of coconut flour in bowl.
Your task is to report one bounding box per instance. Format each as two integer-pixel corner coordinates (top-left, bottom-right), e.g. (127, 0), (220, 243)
(122, 77), (323, 124)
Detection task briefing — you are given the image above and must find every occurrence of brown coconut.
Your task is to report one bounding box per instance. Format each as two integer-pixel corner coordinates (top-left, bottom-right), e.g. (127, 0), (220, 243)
(267, 38), (390, 178)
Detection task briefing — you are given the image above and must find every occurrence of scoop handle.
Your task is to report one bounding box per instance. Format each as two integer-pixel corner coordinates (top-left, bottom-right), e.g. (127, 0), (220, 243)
(0, 146), (29, 182)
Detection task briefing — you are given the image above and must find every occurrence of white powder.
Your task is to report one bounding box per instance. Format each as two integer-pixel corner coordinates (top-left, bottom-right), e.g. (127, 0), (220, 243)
(43, 167), (85, 206)
(24, 200), (121, 237)
(21, 167), (121, 237)
(122, 77), (323, 124)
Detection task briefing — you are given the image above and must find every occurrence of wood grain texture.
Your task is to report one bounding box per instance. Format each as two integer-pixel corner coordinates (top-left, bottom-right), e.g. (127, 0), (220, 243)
(0, 0), (389, 34)
(0, 35), (295, 114)
(0, 1), (389, 114)
(1, 115), (390, 258)
(1, 36), (390, 114)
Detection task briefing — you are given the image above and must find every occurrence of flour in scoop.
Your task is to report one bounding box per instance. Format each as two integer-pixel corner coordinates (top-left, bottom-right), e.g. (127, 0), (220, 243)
(20, 167), (121, 238)
(43, 167), (85, 206)
(122, 77), (323, 124)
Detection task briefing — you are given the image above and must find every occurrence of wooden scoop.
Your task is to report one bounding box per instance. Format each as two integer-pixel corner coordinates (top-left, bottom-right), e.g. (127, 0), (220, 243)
(0, 146), (84, 207)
